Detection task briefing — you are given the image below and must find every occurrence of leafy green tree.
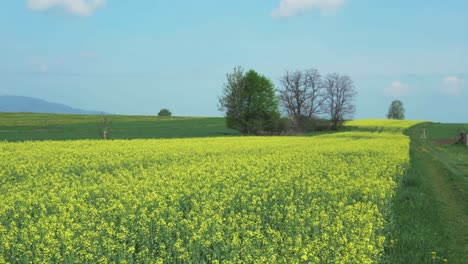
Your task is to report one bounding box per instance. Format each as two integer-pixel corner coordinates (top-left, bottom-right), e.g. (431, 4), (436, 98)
(386, 100), (405, 120)
(158, 109), (172, 117)
(218, 67), (245, 132)
(219, 67), (280, 135)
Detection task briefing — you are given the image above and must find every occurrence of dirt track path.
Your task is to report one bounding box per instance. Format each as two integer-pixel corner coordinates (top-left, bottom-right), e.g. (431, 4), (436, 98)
(411, 124), (468, 261)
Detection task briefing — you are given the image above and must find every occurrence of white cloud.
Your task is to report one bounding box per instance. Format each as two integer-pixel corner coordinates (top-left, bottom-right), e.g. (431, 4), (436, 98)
(384, 81), (411, 97)
(272, 0), (345, 18)
(441, 75), (464, 95)
(27, 0), (106, 16)
(443, 76), (464, 86)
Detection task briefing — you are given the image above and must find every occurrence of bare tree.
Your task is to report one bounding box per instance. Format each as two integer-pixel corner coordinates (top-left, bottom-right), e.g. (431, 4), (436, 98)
(278, 68), (326, 117)
(277, 68), (327, 131)
(323, 73), (357, 130)
(99, 115), (112, 140)
(278, 70), (308, 117)
(304, 69), (326, 117)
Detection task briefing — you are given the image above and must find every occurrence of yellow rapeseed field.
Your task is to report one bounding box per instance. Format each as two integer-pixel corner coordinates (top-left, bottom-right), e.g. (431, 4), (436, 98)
(0, 120), (420, 263)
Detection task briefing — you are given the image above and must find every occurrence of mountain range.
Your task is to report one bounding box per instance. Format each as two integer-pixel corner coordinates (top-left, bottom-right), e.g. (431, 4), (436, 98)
(0, 95), (103, 115)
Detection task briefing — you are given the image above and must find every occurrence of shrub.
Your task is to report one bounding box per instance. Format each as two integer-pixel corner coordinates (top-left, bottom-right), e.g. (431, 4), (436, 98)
(158, 109), (172, 117)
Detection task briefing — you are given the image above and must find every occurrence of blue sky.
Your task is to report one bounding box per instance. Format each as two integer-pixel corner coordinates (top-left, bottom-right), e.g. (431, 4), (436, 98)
(1, 0), (467, 122)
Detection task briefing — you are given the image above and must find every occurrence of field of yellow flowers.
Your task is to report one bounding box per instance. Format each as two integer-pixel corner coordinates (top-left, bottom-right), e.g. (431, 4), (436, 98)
(0, 120), (420, 263)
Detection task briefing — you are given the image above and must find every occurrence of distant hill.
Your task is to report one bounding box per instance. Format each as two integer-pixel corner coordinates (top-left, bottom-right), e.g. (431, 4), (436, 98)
(0, 96), (103, 115)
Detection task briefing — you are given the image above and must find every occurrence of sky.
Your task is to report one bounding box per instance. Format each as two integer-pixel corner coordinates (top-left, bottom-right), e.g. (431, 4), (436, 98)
(0, 0), (467, 122)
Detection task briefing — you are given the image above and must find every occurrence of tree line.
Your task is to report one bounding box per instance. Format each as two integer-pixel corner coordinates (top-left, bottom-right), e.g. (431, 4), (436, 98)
(218, 67), (357, 135)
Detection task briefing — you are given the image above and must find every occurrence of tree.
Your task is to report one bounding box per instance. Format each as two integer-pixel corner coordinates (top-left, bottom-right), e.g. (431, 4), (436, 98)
(323, 73), (357, 130)
(278, 70), (308, 118)
(304, 69), (326, 118)
(386, 100), (405, 120)
(98, 115), (112, 140)
(219, 67), (280, 135)
(218, 67), (246, 132)
(278, 68), (326, 131)
(158, 108), (172, 117)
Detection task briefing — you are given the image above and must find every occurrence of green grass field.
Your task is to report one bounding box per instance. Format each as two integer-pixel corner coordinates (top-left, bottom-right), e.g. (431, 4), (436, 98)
(385, 123), (468, 263)
(424, 123), (468, 140)
(0, 113), (239, 141)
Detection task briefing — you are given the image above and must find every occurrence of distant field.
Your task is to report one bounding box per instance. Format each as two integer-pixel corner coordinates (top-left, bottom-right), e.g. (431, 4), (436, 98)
(0, 113), (239, 141)
(344, 119), (427, 133)
(424, 123), (468, 139)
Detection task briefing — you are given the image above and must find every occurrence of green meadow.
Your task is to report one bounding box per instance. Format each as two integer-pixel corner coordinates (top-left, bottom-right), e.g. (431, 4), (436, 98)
(0, 113), (239, 141)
